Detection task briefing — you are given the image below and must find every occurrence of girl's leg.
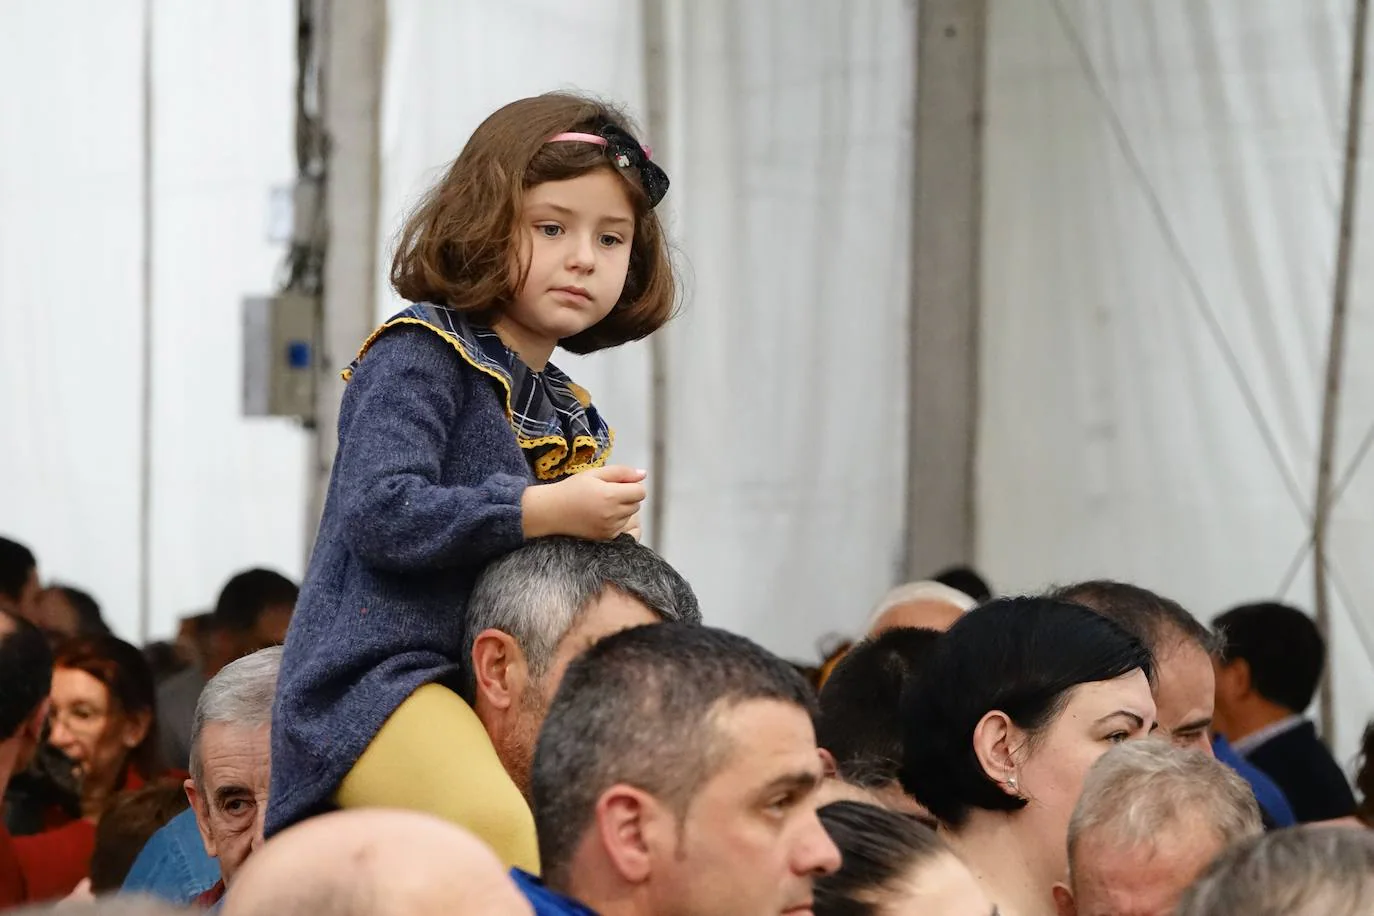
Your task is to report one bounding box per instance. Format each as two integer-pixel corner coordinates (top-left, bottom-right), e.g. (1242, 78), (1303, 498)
(334, 683), (539, 873)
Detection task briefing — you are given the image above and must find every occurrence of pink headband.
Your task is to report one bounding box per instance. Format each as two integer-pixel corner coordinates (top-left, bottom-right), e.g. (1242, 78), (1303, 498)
(549, 131), (654, 162)
(547, 129), (669, 208)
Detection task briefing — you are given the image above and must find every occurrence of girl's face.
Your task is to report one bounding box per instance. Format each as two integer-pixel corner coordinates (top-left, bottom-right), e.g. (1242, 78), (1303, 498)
(497, 168), (635, 367)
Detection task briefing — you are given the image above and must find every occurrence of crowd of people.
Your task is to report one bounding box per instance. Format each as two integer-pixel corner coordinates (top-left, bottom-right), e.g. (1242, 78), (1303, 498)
(2, 535), (1372, 915)
(4, 90), (1374, 914)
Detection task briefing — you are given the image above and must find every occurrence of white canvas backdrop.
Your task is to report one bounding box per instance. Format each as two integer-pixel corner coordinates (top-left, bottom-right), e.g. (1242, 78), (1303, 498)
(0, 0), (307, 640)
(980, 0), (1374, 764)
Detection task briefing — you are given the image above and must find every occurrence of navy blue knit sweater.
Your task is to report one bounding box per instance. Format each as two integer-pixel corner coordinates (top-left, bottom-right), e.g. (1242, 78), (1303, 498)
(265, 322), (536, 836)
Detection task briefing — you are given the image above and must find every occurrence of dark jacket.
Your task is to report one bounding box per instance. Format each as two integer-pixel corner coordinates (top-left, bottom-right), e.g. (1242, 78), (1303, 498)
(1246, 719), (1357, 823)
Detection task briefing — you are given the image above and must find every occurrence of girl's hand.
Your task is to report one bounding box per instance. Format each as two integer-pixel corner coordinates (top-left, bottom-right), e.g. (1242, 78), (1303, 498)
(620, 512), (642, 542)
(522, 466), (647, 540)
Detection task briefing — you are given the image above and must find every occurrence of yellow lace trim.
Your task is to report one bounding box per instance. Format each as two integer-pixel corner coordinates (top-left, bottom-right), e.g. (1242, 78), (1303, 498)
(342, 317), (614, 481)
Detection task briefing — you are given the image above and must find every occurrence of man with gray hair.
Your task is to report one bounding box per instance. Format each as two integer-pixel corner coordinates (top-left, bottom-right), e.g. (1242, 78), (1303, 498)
(1177, 825), (1374, 916)
(1052, 740), (1262, 916)
(459, 535), (700, 799)
(122, 647), (281, 906)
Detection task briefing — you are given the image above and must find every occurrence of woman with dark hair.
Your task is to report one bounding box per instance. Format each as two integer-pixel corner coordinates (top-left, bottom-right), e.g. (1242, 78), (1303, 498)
(900, 597), (1156, 916)
(13, 635), (167, 901)
(815, 801), (994, 916)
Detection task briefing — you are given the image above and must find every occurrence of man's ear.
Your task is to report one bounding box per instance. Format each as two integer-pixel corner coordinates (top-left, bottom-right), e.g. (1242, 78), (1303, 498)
(1052, 882), (1077, 916)
(471, 629), (529, 711)
(184, 778), (218, 860)
(595, 785), (662, 885)
(1229, 658), (1254, 697)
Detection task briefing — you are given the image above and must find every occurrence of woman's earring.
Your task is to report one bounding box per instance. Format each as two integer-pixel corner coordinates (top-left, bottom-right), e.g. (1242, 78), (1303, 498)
(1007, 776), (1019, 795)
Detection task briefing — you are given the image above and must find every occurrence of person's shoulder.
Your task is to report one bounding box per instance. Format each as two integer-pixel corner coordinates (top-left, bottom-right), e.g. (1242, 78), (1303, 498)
(510, 870), (599, 915)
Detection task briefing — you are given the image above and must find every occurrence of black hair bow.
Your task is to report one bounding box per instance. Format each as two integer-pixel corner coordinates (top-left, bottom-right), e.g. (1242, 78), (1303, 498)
(600, 125), (670, 209)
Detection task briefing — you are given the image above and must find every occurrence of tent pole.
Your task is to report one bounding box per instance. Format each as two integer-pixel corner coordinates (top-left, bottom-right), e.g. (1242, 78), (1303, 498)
(642, 0), (671, 550)
(137, 0), (155, 642)
(1314, 0), (1369, 745)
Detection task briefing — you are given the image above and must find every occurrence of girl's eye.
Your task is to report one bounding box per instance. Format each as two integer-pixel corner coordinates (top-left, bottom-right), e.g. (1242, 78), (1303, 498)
(600, 234), (624, 247)
(539, 224), (563, 238)
(1106, 731), (1129, 744)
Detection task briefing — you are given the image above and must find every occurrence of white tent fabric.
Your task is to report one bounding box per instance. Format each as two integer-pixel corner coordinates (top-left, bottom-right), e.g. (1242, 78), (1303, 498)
(980, 0), (1374, 763)
(0, 0), (306, 639)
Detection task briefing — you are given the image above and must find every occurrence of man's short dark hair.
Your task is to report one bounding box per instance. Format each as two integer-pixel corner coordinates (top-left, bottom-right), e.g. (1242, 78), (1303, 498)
(50, 584), (111, 637)
(0, 537), (36, 603)
(531, 623), (815, 886)
(817, 628), (940, 786)
(0, 610), (53, 739)
(1052, 580), (1221, 657)
(932, 565), (992, 602)
(213, 569), (299, 632)
(1214, 602), (1324, 713)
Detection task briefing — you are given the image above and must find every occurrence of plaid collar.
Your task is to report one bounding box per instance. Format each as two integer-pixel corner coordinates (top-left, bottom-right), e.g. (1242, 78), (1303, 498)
(349, 303), (613, 480)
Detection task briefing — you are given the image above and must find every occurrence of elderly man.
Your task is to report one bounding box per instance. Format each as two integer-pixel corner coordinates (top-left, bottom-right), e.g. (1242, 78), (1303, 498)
(122, 647), (281, 905)
(864, 581), (974, 636)
(520, 623), (841, 915)
(1177, 826), (1374, 916)
(223, 810), (531, 916)
(1052, 741), (1261, 916)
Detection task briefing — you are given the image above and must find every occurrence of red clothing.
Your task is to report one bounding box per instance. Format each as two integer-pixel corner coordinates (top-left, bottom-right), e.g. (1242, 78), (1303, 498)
(8, 766), (178, 904)
(0, 824), (28, 910)
(11, 818), (95, 903)
(195, 880), (226, 908)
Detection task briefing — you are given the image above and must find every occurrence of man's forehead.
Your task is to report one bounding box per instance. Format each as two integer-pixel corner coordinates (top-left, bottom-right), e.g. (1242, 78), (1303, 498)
(563, 588), (659, 643)
(708, 699), (821, 781)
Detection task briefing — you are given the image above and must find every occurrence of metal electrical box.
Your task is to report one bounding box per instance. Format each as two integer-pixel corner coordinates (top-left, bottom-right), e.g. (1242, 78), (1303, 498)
(242, 292), (318, 419)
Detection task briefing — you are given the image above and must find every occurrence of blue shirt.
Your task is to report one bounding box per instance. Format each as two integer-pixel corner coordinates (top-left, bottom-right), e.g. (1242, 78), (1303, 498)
(511, 869), (599, 915)
(1213, 734), (1297, 829)
(121, 808), (220, 903)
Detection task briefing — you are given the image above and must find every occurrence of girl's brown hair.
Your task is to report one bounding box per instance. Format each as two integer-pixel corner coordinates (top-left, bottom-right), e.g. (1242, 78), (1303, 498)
(391, 92), (676, 354)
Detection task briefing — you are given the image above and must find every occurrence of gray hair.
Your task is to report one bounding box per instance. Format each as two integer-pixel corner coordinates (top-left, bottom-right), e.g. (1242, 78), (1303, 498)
(460, 536), (700, 696)
(1068, 741), (1261, 879)
(1177, 826), (1374, 916)
(189, 646), (283, 787)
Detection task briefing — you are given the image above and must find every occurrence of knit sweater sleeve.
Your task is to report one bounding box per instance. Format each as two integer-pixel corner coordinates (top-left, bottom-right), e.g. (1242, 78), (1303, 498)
(333, 324), (527, 571)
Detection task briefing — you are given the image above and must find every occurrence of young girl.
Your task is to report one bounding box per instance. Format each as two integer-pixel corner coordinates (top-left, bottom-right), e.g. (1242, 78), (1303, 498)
(266, 93), (675, 871)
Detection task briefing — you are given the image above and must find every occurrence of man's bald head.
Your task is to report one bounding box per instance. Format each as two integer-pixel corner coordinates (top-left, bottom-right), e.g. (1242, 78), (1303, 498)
(865, 581), (975, 637)
(223, 810), (532, 916)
